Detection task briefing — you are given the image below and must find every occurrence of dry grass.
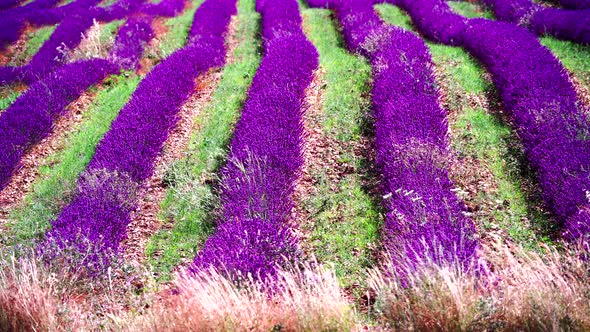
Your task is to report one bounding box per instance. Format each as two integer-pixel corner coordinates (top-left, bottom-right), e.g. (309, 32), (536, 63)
(57, 20), (114, 62)
(0, 254), (356, 331)
(369, 238), (590, 331)
(133, 264), (356, 331)
(0, 254), (85, 331)
(2, 240), (590, 331)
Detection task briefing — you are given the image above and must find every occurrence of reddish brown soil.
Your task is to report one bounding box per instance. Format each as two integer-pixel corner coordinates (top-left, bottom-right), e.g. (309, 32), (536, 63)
(291, 69), (332, 238)
(121, 71), (221, 265)
(138, 18), (169, 76)
(122, 16), (240, 265)
(0, 91), (95, 228)
(0, 25), (34, 66)
(570, 73), (590, 115)
(433, 66), (501, 241)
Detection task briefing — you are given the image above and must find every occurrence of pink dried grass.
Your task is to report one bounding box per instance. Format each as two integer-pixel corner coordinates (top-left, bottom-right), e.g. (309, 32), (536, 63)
(369, 238), (590, 331)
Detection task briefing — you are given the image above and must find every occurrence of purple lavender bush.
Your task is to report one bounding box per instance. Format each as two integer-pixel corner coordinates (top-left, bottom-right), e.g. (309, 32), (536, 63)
(44, 0), (236, 273)
(307, 0), (478, 274)
(110, 14), (154, 70)
(0, 0), (61, 50)
(387, 0), (590, 246)
(479, 0), (590, 44)
(0, 0), (24, 11)
(191, 0), (318, 283)
(558, 0), (590, 9)
(0, 59), (116, 190)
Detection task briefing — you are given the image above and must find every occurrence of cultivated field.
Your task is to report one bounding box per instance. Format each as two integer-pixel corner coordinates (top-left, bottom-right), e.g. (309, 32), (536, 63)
(0, 0), (589, 330)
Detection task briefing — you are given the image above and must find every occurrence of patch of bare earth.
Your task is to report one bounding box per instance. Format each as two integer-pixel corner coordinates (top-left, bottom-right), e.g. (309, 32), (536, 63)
(0, 91), (96, 228)
(121, 16), (240, 265)
(433, 66), (507, 242)
(139, 18), (169, 76)
(291, 69), (332, 239)
(569, 71), (590, 115)
(290, 68), (377, 307)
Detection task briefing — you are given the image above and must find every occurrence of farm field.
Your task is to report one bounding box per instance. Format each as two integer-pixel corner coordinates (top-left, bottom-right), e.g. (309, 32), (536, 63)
(0, 0), (589, 330)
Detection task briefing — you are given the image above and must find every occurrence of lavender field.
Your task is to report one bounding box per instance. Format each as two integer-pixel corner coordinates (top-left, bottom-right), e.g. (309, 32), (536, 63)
(0, 0), (589, 330)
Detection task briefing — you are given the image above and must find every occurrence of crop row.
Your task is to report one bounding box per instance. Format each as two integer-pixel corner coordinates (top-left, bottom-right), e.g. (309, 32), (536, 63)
(0, 0), (189, 85)
(558, 0), (590, 9)
(43, 0), (236, 271)
(190, 0), (318, 282)
(0, 0), (188, 192)
(0, 0), (24, 11)
(0, 60), (117, 190)
(389, 0), (590, 244)
(479, 0), (590, 45)
(306, 0), (477, 273)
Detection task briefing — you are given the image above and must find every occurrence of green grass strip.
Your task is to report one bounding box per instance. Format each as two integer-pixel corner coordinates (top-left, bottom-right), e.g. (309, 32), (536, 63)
(7, 74), (140, 244)
(300, 8), (382, 290)
(540, 38), (590, 91)
(376, 3), (554, 249)
(146, 0), (261, 279)
(0, 86), (23, 111)
(21, 25), (57, 64)
(447, 1), (494, 19)
(158, 0), (205, 59)
(100, 19), (124, 44)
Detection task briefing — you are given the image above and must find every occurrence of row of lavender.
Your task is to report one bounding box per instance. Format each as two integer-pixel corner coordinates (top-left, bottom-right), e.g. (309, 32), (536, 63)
(43, 0), (236, 271)
(477, 0), (590, 45)
(190, 0), (318, 282)
(307, 0), (477, 273)
(386, 0), (590, 244)
(0, 0), (138, 51)
(0, 0), (187, 85)
(0, 0), (186, 191)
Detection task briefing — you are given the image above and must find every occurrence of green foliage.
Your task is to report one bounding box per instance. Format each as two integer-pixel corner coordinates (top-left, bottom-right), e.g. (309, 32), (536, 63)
(0, 87), (23, 111)
(22, 26), (56, 62)
(7, 74), (140, 244)
(100, 19), (124, 44)
(146, 0), (261, 279)
(374, 4), (414, 31)
(300, 8), (382, 290)
(447, 1), (494, 18)
(158, 1), (205, 58)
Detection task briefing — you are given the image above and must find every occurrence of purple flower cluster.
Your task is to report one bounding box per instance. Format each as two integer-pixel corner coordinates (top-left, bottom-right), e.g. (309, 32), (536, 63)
(44, 0), (236, 270)
(0, 0), (187, 84)
(479, 0), (590, 44)
(0, 0), (24, 11)
(27, 0), (102, 26)
(191, 0), (318, 282)
(110, 14), (154, 70)
(0, 15), (97, 85)
(388, 0), (590, 245)
(0, 59), (117, 191)
(558, 0), (590, 10)
(140, 0), (184, 17)
(0, 0), (61, 50)
(307, 0), (477, 273)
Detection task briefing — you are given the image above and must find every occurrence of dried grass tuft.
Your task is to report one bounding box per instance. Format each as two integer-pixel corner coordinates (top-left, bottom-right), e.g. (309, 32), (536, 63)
(370, 238), (590, 331)
(57, 20), (113, 62)
(133, 264), (356, 332)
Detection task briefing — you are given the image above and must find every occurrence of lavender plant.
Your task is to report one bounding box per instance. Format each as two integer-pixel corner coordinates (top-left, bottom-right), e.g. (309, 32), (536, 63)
(479, 0), (590, 45)
(44, 0), (237, 272)
(0, 59), (117, 190)
(386, 0), (590, 246)
(306, 0), (478, 274)
(191, 0), (318, 282)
